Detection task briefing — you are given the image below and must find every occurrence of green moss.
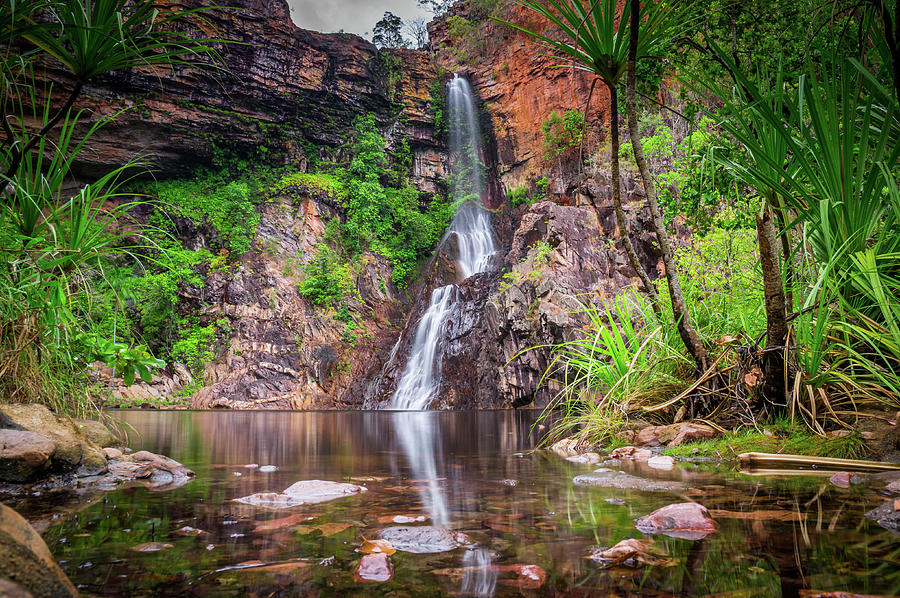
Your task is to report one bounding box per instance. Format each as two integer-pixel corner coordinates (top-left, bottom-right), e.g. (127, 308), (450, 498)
(273, 172), (347, 200)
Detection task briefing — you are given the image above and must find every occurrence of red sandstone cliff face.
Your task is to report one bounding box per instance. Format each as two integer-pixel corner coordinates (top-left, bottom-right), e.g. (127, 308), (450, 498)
(429, 2), (612, 193)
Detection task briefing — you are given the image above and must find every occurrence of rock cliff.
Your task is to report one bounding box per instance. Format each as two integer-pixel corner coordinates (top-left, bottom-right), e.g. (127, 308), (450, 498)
(62, 0), (660, 410)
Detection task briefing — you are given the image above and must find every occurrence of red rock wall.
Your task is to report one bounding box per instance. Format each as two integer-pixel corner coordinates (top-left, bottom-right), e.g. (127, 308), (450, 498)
(429, 1), (612, 194)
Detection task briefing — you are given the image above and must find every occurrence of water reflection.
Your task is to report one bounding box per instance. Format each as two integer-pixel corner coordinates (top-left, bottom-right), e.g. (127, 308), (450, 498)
(16, 410), (900, 598)
(391, 411), (450, 525)
(391, 410), (499, 595)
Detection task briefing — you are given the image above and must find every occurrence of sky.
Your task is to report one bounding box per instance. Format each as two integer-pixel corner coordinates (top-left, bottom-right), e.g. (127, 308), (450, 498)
(285, 1), (431, 41)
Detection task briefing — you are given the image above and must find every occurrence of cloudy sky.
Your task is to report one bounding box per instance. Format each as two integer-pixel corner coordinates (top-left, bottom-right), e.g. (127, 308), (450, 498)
(286, 1), (431, 40)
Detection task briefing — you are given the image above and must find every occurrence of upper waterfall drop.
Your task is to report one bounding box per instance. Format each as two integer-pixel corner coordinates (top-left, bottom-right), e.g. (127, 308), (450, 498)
(388, 75), (497, 411)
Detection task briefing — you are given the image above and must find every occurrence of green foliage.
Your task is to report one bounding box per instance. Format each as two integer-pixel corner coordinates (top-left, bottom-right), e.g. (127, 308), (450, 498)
(532, 241), (553, 266)
(300, 115), (455, 298)
(508, 186), (530, 208)
(0, 0), (221, 413)
(661, 419), (868, 460)
(273, 172), (347, 200)
(427, 78), (447, 138)
(171, 322), (218, 377)
(77, 333), (164, 386)
(298, 244), (354, 307)
(541, 109), (584, 162)
(143, 173), (261, 256)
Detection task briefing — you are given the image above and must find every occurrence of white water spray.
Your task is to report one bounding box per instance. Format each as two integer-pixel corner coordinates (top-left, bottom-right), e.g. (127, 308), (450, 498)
(389, 75), (496, 411)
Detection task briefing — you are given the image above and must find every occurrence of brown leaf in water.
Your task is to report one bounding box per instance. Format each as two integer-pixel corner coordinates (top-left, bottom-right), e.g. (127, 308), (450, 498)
(254, 513), (321, 532)
(295, 522), (352, 537)
(496, 564), (547, 589)
(708, 509), (805, 522)
(360, 536), (396, 555)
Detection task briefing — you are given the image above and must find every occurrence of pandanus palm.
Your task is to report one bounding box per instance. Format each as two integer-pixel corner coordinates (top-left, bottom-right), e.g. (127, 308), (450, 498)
(499, 0), (710, 373)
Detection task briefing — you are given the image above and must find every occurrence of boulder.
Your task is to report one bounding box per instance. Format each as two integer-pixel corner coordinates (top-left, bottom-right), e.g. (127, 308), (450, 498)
(635, 503), (717, 540)
(72, 420), (118, 448)
(0, 404), (106, 475)
(0, 430), (54, 483)
(865, 499), (900, 534)
(0, 503), (78, 597)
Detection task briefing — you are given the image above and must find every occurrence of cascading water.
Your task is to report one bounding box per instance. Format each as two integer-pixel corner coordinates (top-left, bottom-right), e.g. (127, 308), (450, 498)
(388, 75), (497, 410)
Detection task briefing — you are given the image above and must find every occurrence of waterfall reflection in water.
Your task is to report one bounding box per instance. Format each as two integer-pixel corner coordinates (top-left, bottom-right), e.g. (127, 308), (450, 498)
(392, 411), (497, 596)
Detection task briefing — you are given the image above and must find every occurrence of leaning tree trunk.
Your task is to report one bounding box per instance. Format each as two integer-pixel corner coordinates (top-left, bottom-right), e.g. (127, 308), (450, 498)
(626, 1), (709, 373)
(605, 82), (662, 316)
(757, 207), (788, 412)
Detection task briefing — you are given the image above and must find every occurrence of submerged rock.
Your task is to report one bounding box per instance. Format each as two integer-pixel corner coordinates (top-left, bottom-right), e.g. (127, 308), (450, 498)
(865, 499), (900, 534)
(567, 453), (601, 465)
(573, 469), (685, 493)
(588, 538), (674, 567)
(235, 480), (366, 509)
(608, 446), (654, 461)
(635, 503), (717, 540)
(129, 542), (174, 553)
(0, 503), (78, 597)
(375, 526), (472, 554)
(647, 456), (676, 470)
(354, 553), (394, 583)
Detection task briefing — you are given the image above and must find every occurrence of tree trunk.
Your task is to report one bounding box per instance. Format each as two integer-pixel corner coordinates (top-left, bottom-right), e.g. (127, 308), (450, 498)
(606, 82), (661, 316)
(757, 208), (788, 411)
(626, 1), (709, 372)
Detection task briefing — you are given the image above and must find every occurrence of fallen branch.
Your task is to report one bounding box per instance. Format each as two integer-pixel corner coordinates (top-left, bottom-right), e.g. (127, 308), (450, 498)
(740, 452), (900, 472)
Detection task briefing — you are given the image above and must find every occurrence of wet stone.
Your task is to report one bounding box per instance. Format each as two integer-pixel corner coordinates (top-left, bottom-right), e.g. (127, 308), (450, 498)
(635, 502), (717, 540)
(573, 469), (685, 493)
(235, 480), (367, 509)
(375, 526), (473, 554)
(567, 452), (601, 465)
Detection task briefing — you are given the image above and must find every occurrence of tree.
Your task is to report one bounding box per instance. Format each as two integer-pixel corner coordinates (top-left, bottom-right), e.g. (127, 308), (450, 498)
(373, 12), (408, 49)
(417, 0), (454, 14)
(406, 17), (430, 49)
(625, 1), (710, 377)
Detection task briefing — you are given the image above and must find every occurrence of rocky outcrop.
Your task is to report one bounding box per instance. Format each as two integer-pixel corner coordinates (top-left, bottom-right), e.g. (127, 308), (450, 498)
(0, 503), (78, 597)
(47, 0), (446, 191)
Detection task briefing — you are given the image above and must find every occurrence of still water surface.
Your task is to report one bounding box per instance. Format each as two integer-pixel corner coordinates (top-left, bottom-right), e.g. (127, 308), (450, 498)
(18, 410), (900, 596)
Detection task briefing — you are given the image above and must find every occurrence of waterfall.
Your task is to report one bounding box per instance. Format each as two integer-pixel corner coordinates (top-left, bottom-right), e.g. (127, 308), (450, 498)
(388, 75), (497, 411)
